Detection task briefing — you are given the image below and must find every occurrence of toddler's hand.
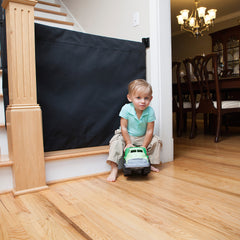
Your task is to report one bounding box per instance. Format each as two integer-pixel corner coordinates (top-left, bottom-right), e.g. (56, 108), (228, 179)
(141, 146), (147, 151)
(124, 144), (134, 151)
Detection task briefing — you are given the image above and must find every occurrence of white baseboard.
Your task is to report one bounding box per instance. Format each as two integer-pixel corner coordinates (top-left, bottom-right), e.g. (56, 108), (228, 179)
(0, 167), (13, 193)
(45, 154), (110, 183)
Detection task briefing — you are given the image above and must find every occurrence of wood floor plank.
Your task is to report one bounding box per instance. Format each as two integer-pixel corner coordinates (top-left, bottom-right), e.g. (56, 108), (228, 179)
(110, 176), (239, 237)
(50, 181), (173, 240)
(68, 177), (236, 240)
(160, 163), (240, 196)
(181, 152), (240, 166)
(40, 189), (120, 240)
(0, 194), (31, 240)
(173, 157), (240, 180)
(0, 121), (239, 239)
(175, 148), (240, 168)
(71, 185), (173, 240)
(15, 193), (88, 240)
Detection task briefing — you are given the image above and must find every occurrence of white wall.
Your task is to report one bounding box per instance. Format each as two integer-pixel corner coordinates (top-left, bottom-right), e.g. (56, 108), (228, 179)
(62, 0), (149, 42)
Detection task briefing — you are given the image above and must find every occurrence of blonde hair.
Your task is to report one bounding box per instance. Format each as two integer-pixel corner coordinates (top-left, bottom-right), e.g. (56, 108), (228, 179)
(128, 79), (152, 96)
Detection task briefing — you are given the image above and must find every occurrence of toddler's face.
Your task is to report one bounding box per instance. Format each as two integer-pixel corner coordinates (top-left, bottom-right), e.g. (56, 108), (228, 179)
(127, 89), (152, 113)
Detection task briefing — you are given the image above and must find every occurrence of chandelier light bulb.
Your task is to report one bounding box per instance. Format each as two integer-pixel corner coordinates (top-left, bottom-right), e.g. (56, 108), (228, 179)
(197, 7), (206, 18)
(180, 9), (189, 20)
(177, 15), (184, 25)
(208, 9), (217, 20)
(189, 17), (195, 27)
(204, 14), (211, 24)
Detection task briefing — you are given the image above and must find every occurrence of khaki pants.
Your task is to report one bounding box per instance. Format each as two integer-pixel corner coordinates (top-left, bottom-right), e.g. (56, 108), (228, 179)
(107, 129), (162, 166)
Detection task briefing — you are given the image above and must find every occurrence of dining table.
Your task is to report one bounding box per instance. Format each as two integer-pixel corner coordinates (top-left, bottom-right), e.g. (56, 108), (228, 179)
(172, 75), (240, 127)
(217, 76), (240, 90)
(172, 76), (240, 96)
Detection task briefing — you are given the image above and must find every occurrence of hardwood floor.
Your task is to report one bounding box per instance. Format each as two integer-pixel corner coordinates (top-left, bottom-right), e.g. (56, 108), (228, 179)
(0, 123), (240, 239)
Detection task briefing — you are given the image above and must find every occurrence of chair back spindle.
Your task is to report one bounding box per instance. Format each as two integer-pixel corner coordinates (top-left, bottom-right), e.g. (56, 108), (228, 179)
(172, 61), (193, 137)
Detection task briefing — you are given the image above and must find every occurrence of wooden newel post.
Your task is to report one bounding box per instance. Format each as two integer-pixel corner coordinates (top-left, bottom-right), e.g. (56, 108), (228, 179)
(2, 0), (48, 195)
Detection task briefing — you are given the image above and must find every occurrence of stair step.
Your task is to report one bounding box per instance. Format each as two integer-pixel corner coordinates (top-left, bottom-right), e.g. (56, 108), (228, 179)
(34, 16), (74, 26)
(34, 10), (69, 22)
(45, 145), (109, 161)
(0, 162), (12, 167)
(39, 0), (59, 4)
(35, 7), (67, 16)
(36, 2), (61, 12)
(0, 155), (12, 167)
(0, 147), (110, 166)
(37, 0), (61, 8)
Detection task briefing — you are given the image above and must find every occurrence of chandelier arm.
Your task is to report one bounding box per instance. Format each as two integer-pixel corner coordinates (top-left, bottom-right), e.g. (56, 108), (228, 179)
(198, 26), (210, 34)
(181, 26), (197, 34)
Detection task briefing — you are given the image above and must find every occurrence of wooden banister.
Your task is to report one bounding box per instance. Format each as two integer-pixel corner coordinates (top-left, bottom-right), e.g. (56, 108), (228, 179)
(2, 0), (48, 195)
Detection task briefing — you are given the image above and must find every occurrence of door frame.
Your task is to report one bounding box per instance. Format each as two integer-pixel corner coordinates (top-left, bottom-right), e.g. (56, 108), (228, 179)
(149, 0), (173, 163)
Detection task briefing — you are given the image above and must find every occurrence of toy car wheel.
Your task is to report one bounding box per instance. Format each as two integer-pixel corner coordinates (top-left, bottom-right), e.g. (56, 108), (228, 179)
(123, 168), (132, 176)
(141, 167), (150, 176)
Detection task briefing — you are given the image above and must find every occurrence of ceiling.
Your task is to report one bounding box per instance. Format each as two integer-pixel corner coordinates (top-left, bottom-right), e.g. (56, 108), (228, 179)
(171, 0), (240, 35)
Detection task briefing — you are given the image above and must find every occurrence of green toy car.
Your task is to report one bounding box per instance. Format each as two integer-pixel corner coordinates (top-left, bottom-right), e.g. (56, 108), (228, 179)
(123, 147), (151, 176)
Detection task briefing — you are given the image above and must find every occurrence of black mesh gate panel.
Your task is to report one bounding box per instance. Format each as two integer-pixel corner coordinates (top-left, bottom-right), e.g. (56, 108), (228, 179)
(35, 24), (146, 152)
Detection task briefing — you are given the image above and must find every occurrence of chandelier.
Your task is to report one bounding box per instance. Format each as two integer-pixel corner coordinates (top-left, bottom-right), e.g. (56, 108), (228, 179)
(176, 0), (217, 37)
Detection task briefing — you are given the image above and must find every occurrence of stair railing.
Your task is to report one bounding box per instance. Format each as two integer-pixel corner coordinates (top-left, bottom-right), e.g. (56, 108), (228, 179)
(2, 0), (47, 195)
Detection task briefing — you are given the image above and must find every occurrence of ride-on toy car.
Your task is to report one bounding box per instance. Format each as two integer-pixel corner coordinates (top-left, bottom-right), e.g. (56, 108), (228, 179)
(123, 147), (151, 176)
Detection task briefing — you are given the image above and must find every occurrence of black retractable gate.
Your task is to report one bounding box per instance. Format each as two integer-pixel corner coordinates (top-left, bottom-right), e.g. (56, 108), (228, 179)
(0, 1), (8, 113)
(36, 24), (146, 151)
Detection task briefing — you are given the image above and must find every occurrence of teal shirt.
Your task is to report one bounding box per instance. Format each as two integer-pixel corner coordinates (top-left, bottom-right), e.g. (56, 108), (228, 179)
(119, 103), (156, 137)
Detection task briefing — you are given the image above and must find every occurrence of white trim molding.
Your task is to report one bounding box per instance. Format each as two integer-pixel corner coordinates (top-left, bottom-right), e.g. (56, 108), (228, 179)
(45, 154), (110, 183)
(149, 0), (174, 163)
(0, 167), (13, 193)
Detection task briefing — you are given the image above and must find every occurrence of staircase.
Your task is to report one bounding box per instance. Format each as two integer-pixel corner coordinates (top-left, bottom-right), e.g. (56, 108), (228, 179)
(0, 0), (110, 194)
(34, 0), (83, 31)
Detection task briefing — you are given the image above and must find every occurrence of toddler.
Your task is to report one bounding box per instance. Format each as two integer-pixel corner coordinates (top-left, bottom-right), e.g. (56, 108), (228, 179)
(107, 79), (162, 182)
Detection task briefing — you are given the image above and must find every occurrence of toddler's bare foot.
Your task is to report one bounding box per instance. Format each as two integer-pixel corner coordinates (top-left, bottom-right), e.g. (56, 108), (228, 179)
(151, 165), (160, 172)
(107, 163), (118, 182)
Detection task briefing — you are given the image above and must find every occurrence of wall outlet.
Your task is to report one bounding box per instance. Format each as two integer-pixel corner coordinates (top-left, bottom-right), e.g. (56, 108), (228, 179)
(133, 12), (140, 27)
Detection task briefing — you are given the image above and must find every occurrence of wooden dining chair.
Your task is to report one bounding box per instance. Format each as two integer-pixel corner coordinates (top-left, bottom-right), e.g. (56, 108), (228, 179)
(193, 55), (211, 132)
(183, 55), (207, 138)
(172, 61), (192, 137)
(185, 53), (240, 142)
